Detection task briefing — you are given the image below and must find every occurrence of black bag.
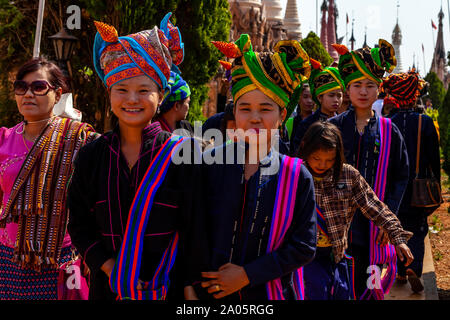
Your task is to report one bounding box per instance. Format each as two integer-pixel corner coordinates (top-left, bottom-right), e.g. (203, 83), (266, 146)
(410, 114), (443, 209)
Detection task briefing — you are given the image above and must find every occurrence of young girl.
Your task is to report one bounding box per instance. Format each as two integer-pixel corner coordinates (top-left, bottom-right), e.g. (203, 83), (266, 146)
(288, 83), (314, 143)
(290, 58), (345, 155)
(329, 40), (410, 300)
(298, 121), (413, 300)
(198, 34), (317, 300)
(67, 13), (207, 300)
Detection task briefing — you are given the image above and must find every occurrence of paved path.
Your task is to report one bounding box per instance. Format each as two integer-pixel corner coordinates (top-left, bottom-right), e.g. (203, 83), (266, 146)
(385, 235), (439, 300)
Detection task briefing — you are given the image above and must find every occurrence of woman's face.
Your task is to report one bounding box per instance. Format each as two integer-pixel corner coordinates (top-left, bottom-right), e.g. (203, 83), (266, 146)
(15, 69), (62, 122)
(318, 89), (343, 116)
(110, 75), (163, 129)
(347, 78), (379, 110)
(299, 87), (314, 113)
(306, 148), (336, 176)
(175, 96), (190, 121)
(234, 89), (286, 146)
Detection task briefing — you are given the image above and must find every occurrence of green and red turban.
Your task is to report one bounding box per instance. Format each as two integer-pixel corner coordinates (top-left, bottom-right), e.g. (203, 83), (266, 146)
(332, 39), (397, 87)
(308, 58), (345, 106)
(212, 34), (311, 119)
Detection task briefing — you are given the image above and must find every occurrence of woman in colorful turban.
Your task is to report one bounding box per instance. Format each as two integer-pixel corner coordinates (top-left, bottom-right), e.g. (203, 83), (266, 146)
(198, 34), (317, 300)
(329, 40), (411, 300)
(382, 71), (440, 294)
(153, 71), (193, 135)
(67, 13), (207, 300)
(290, 58), (345, 155)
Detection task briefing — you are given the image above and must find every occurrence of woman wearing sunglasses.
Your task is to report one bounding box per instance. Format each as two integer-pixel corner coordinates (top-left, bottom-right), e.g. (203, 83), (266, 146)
(0, 58), (98, 299)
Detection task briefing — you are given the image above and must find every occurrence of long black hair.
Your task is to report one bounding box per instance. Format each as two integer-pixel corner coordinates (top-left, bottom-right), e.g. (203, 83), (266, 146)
(296, 121), (346, 184)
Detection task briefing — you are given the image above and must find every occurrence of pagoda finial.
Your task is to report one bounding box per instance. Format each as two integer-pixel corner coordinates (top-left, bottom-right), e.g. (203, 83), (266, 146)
(349, 17), (356, 50)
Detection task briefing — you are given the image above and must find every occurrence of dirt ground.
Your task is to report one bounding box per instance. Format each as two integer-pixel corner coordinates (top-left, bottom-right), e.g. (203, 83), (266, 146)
(428, 167), (450, 300)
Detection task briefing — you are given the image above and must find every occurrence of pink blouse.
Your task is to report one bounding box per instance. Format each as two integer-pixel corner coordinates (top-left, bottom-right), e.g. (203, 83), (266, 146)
(0, 123), (71, 248)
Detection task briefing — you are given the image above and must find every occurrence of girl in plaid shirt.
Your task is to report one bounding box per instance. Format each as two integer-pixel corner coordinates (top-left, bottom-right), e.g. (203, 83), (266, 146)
(297, 121), (414, 300)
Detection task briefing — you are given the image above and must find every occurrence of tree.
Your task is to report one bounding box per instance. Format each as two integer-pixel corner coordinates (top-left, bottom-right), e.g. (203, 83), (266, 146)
(425, 72), (447, 147)
(0, 0), (231, 131)
(300, 31), (333, 67)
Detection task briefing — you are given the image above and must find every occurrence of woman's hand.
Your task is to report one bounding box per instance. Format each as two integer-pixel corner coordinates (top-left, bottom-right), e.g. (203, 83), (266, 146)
(201, 263), (250, 299)
(100, 258), (116, 278)
(184, 285), (199, 300)
(395, 243), (414, 266)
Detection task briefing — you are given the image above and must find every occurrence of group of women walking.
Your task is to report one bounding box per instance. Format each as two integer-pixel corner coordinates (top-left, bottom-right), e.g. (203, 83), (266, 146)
(0, 12), (440, 301)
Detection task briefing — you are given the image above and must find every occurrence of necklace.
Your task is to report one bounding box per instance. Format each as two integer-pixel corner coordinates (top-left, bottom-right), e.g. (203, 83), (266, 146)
(15, 116), (54, 135)
(22, 133), (31, 153)
(16, 116), (54, 148)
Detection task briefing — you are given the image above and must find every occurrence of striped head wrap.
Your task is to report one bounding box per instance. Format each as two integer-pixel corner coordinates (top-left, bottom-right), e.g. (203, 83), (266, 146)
(159, 71), (191, 113)
(308, 58), (345, 106)
(212, 34), (311, 120)
(93, 12), (184, 90)
(332, 39), (397, 87)
(383, 97), (400, 109)
(381, 70), (426, 107)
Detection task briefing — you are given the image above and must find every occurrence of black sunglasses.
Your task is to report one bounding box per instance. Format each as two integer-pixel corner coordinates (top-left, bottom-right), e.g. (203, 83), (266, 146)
(13, 80), (56, 96)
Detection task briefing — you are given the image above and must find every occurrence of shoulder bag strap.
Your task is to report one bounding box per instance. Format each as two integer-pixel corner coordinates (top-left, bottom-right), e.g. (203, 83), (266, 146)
(415, 114), (422, 178)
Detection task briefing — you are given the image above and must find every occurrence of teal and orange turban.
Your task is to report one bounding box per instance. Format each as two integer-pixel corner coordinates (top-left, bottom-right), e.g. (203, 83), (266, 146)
(93, 12), (184, 90)
(332, 39), (397, 87)
(159, 71), (191, 113)
(308, 58), (345, 106)
(212, 34), (311, 119)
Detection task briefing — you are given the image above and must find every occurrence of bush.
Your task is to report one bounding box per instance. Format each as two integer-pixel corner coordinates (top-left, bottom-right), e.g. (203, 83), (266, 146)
(300, 31), (333, 67)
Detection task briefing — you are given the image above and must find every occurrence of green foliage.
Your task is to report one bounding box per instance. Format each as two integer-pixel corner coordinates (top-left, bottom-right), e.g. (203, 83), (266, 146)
(174, 0), (230, 124)
(426, 72), (447, 148)
(425, 108), (439, 121)
(300, 31), (333, 67)
(0, 0), (231, 131)
(426, 72), (446, 109)
(429, 214), (444, 235)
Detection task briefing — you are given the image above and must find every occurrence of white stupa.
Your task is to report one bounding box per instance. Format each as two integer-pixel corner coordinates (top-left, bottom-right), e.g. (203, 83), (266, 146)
(392, 2), (403, 73)
(284, 0), (302, 40)
(261, 0), (284, 22)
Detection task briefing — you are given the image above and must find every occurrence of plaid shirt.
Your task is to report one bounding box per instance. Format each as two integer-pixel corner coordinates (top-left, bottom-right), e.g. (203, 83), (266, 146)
(311, 163), (413, 263)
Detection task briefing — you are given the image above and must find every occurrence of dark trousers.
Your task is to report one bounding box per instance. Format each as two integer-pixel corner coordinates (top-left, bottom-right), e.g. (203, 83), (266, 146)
(303, 247), (354, 300)
(346, 243), (372, 299)
(398, 211), (428, 278)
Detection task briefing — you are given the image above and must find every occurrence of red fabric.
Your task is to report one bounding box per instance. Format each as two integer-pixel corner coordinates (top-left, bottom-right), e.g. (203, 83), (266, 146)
(383, 97), (399, 109)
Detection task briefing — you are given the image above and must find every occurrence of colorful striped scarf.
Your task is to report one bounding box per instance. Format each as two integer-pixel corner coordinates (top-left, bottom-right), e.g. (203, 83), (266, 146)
(266, 155), (304, 300)
(109, 135), (185, 300)
(361, 116), (397, 300)
(0, 117), (98, 270)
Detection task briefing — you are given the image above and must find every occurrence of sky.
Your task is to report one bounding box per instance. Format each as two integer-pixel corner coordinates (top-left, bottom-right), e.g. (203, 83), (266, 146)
(279, 0), (449, 77)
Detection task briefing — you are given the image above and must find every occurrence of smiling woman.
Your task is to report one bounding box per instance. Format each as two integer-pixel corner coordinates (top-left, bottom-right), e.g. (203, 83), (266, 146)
(67, 13), (208, 301)
(0, 58), (98, 300)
